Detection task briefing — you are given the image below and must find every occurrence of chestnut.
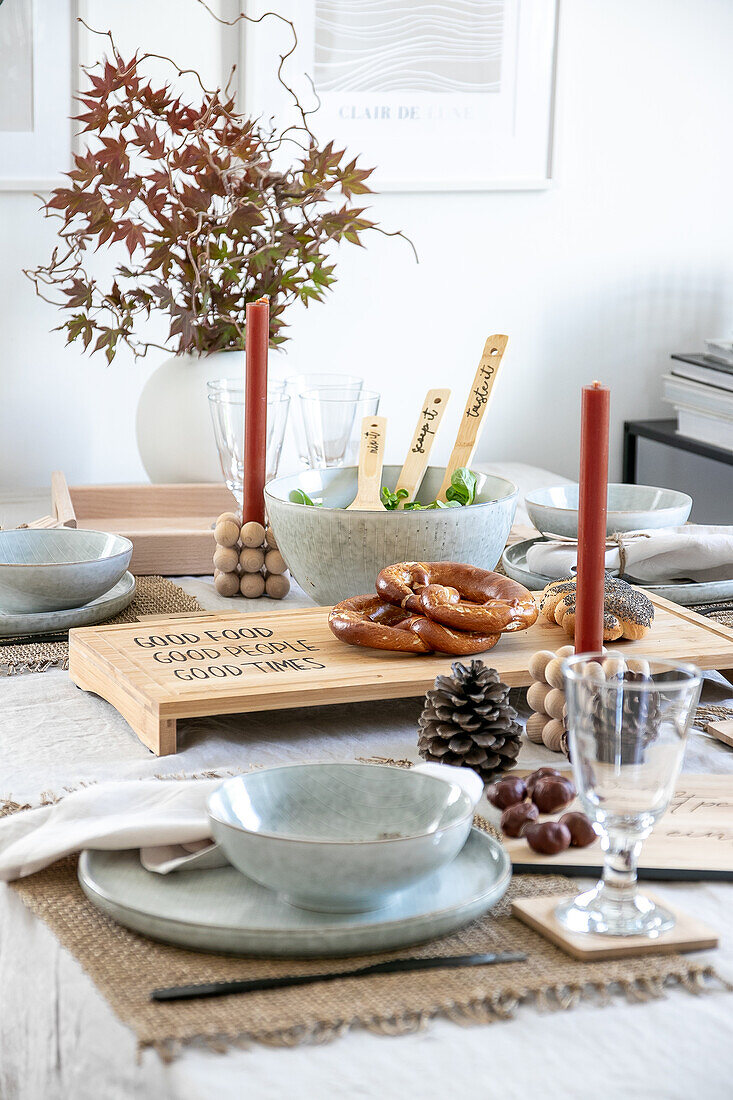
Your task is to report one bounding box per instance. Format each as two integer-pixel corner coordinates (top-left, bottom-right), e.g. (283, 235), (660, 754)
(524, 821), (571, 856)
(531, 776), (576, 814)
(500, 801), (539, 838)
(559, 811), (597, 848)
(525, 767), (562, 795)
(486, 776), (527, 810)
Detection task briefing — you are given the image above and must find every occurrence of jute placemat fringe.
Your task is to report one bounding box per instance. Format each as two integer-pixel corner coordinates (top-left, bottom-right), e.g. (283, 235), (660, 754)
(140, 966), (728, 1062)
(696, 704), (733, 727)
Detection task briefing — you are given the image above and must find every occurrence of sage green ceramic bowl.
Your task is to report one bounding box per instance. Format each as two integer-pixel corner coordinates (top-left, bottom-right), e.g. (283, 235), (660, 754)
(524, 483), (692, 539)
(264, 465), (518, 606)
(208, 763), (479, 913)
(0, 528), (133, 613)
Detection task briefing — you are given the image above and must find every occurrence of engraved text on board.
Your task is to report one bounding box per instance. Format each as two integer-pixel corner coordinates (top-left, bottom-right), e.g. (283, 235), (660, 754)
(132, 625), (325, 681)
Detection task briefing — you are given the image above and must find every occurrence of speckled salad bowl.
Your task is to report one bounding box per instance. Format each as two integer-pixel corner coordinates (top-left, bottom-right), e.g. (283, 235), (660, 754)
(264, 465), (518, 606)
(524, 483), (692, 540)
(207, 763), (479, 913)
(0, 528), (133, 613)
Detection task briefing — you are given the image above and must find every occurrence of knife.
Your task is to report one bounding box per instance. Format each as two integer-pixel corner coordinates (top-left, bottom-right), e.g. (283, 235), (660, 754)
(151, 951), (527, 1002)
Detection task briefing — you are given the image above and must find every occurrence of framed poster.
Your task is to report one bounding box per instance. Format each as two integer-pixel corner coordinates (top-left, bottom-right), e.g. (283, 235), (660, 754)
(0, 0), (74, 190)
(240, 0), (559, 191)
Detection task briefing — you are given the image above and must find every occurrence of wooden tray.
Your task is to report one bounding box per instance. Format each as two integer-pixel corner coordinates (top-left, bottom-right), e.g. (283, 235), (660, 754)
(504, 774), (733, 881)
(68, 592), (733, 756)
(52, 472), (237, 575)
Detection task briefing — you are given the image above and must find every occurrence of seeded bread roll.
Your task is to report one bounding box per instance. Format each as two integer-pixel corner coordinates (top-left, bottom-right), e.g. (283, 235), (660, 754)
(539, 575), (653, 642)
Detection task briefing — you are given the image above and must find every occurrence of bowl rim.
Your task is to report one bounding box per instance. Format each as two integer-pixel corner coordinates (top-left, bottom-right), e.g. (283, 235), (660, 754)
(0, 528), (133, 568)
(207, 762), (476, 845)
(524, 482), (692, 515)
(264, 465), (518, 516)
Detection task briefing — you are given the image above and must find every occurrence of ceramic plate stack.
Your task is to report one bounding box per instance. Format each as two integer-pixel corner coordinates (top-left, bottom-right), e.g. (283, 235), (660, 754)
(502, 536), (733, 608)
(0, 528), (135, 637)
(510, 483), (723, 607)
(79, 763), (513, 957)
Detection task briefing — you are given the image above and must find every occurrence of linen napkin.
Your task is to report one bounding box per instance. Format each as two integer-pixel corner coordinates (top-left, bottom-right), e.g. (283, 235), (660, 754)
(0, 764), (484, 883)
(526, 525), (733, 584)
(0, 779), (221, 882)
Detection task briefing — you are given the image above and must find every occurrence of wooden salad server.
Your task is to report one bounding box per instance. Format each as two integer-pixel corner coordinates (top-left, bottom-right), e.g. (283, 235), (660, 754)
(436, 335), (509, 502)
(394, 388), (451, 505)
(346, 415), (388, 511)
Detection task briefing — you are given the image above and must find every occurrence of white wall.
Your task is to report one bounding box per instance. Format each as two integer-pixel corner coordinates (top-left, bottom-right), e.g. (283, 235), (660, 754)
(2, 0), (733, 490)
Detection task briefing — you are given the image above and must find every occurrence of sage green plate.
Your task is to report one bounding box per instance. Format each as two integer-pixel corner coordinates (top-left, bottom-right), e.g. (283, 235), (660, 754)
(78, 828), (511, 958)
(0, 572), (136, 638)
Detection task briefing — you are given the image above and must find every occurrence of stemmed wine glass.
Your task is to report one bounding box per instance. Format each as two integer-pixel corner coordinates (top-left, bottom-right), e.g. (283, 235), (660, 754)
(558, 654), (701, 937)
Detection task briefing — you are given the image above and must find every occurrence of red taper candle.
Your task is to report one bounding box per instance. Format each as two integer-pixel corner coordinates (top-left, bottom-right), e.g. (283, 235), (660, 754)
(574, 381), (610, 654)
(243, 295), (269, 526)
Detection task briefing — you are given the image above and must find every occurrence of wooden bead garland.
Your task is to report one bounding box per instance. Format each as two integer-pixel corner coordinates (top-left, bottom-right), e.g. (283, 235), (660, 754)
(213, 513), (290, 600)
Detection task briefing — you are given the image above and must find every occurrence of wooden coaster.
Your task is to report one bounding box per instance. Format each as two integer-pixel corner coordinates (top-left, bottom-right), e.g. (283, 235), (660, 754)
(512, 892), (718, 961)
(707, 717), (733, 749)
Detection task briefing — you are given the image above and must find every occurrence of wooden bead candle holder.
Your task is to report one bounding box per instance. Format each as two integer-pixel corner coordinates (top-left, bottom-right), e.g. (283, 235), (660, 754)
(525, 645), (576, 753)
(212, 513), (290, 600)
(526, 646), (624, 753)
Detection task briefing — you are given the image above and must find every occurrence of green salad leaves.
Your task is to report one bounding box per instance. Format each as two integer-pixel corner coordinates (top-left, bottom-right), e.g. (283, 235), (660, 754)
(444, 467), (478, 507)
(288, 488), (322, 506)
(289, 468), (478, 510)
(381, 467), (478, 510)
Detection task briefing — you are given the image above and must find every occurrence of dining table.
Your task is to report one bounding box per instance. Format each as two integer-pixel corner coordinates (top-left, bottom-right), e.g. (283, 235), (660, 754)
(1, 466), (731, 1100)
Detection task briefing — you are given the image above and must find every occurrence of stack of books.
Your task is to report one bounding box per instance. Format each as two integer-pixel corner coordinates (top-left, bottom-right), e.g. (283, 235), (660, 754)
(663, 340), (733, 451)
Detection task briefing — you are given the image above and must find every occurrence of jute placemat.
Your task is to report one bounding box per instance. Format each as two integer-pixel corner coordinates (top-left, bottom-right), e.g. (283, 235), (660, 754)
(10, 822), (726, 1059)
(0, 576), (202, 676)
(690, 600), (733, 628)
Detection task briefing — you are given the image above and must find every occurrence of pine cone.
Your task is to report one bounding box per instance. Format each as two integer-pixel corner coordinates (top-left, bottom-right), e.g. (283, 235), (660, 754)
(417, 660), (522, 783)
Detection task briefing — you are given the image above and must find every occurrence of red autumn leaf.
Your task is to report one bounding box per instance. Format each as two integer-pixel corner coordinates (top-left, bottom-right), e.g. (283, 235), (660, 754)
(125, 224), (146, 256)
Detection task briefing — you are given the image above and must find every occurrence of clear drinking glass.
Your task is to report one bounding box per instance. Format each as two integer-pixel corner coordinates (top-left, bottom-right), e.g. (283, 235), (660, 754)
(299, 388), (380, 469)
(558, 655), (702, 938)
(284, 373), (364, 467)
(208, 380), (290, 506)
(208, 376), (287, 394)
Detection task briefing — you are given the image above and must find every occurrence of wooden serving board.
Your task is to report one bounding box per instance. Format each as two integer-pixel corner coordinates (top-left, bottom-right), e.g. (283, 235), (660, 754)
(52, 474), (237, 575)
(503, 774), (733, 881)
(68, 592), (733, 756)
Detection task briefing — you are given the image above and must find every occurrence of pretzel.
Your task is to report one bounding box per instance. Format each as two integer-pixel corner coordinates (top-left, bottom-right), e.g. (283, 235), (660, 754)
(376, 562), (538, 634)
(328, 595), (501, 656)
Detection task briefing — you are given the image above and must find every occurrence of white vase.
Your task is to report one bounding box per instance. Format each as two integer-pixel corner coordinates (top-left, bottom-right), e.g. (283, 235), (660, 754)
(136, 349), (242, 483)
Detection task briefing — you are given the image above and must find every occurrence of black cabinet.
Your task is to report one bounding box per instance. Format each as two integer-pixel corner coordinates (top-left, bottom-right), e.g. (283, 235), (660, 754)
(623, 419), (733, 524)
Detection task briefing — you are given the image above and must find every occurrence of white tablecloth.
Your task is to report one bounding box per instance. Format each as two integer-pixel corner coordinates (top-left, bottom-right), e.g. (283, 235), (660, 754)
(1, 470), (732, 1100)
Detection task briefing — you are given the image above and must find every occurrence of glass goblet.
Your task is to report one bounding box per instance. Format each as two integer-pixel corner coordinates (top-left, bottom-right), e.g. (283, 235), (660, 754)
(557, 654), (702, 938)
(208, 383), (290, 506)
